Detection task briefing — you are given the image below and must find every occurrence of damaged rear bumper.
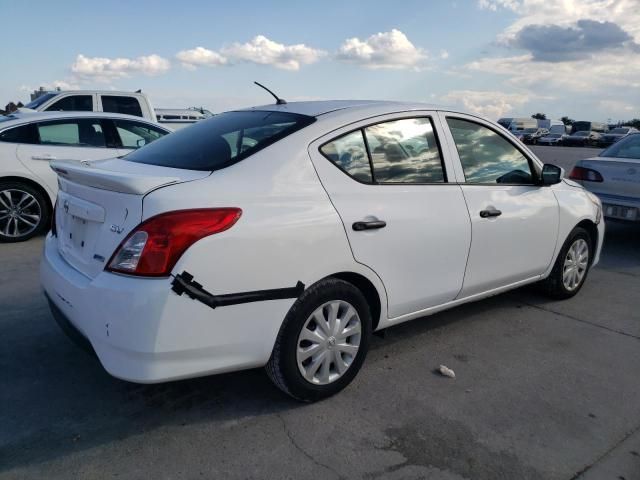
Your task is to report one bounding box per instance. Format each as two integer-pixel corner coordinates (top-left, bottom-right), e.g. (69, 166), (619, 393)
(40, 234), (298, 383)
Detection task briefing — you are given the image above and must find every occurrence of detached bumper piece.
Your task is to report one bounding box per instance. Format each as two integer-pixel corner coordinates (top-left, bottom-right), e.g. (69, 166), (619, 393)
(171, 271), (305, 310)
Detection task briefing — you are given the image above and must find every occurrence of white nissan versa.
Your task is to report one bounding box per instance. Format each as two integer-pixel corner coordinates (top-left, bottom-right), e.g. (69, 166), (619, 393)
(41, 101), (604, 401)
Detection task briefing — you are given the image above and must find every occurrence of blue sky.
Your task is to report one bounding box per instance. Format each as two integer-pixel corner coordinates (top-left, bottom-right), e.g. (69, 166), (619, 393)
(2, 0), (639, 121)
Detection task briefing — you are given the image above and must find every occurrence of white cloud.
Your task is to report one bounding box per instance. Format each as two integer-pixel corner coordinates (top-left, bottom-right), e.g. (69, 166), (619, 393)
(71, 53), (170, 81)
(599, 99), (634, 112)
(440, 50), (450, 59)
(336, 29), (427, 69)
(441, 89), (532, 119)
(221, 35), (325, 70)
(175, 47), (227, 70)
(19, 79), (80, 93)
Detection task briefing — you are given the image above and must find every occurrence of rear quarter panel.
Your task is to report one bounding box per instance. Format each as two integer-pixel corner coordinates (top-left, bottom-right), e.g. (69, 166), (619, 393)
(141, 135), (387, 361)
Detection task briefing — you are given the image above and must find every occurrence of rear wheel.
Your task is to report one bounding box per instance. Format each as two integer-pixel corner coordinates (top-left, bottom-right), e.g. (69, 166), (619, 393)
(541, 227), (592, 299)
(0, 181), (50, 243)
(266, 278), (372, 402)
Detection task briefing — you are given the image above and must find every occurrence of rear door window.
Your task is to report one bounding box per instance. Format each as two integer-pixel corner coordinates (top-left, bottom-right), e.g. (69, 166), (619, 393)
(37, 119), (106, 147)
(0, 124), (39, 144)
(125, 110), (315, 171)
(364, 118), (445, 183)
(113, 119), (167, 149)
(101, 96), (143, 117)
(44, 95), (93, 112)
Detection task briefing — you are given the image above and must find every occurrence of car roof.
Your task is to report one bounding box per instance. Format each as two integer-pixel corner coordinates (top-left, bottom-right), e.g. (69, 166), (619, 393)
(241, 100), (445, 118)
(0, 110), (165, 127)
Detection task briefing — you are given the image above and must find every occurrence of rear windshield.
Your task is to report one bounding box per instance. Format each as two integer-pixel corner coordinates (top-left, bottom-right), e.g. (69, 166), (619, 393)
(601, 134), (640, 159)
(125, 110), (315, 171)
(24, 93), (59, 109)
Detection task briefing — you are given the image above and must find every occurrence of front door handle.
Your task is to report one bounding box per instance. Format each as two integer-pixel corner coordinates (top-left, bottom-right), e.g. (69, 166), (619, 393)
(31, 155), (57, 161)
(480, 208), (502, 218)
(352, 220), (386, 231)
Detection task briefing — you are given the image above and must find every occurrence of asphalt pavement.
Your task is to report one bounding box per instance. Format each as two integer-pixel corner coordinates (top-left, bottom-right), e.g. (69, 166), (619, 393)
(1, 146), (639, 480)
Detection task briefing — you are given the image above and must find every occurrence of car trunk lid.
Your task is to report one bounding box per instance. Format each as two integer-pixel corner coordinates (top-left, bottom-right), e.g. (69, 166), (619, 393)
(580, 157), (640, 198)
(52, 158), (210, 279)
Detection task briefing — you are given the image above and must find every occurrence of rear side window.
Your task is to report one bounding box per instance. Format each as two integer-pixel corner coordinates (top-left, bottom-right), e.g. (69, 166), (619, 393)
(320, 117), (445, 184)
(365, 118), (444, 183)
(102, 96), (143, 117)
(320, 131), (372, 182)
(114, 119), (167, 149)
(37, 119), (106, 147)
(45, 95), (93, 112)
(125, 110), (315, 171)
(0, 124), (39, 144)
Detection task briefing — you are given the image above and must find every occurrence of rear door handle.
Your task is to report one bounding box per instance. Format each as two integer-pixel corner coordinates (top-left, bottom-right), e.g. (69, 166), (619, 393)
(480, 208), (502, 218)
(31, 155), (57, 161)
(352, 220), (386, 231)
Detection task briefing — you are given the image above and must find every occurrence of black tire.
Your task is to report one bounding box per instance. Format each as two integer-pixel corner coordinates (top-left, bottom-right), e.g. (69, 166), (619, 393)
(0, 180), (50, 243)
(540, 227), (593, 299)
(266, 277), (372, 402)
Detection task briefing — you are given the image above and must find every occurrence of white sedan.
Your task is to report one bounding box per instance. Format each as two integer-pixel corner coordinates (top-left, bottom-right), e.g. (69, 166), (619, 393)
(0, 111), (171, 242)
(570, 133), (640, 221)
(40, 101), (604, 401)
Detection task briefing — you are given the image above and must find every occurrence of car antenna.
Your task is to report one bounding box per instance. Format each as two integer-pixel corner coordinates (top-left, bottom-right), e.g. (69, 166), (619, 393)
(254, 81), (286, 105)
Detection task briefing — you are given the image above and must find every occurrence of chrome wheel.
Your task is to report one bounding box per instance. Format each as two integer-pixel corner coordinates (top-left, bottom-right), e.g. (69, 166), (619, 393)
(0, 189), (42, 238)
(562, 238), (589, 291)
(296, 300), (362, 385)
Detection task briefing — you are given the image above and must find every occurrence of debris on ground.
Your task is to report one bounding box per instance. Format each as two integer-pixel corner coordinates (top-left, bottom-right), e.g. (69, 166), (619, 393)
(438, 365), (456, 378)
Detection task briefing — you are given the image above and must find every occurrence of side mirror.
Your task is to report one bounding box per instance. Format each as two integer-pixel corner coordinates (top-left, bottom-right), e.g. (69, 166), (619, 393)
(136, 138), (147, 148)
(541, 163), (564, 185)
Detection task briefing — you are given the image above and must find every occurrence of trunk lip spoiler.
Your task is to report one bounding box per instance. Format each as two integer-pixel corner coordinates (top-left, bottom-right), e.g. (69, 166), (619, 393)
(50, 159), (181, 195)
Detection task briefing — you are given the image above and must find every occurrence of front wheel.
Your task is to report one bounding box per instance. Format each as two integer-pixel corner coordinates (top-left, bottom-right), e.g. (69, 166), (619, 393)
(541, 227), (592, 299)
(266, 278), (372, 402)
(0, 181), (50, 243)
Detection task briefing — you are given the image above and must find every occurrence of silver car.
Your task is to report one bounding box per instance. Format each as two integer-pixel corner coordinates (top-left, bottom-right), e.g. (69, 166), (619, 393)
(569, 133), (640, 221)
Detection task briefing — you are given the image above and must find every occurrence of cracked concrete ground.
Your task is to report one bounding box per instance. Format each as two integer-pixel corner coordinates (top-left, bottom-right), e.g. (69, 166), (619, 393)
(1, 146), (639, 479)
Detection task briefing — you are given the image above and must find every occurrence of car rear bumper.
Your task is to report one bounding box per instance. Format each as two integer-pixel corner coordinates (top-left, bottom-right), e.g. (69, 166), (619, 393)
(40, 234), (291, 383)
(593, 193), (640, 222)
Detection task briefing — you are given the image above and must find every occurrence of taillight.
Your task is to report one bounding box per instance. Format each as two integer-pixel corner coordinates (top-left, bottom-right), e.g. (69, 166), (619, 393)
(569, 166), (603, 182)
(107, 208), (242, 277)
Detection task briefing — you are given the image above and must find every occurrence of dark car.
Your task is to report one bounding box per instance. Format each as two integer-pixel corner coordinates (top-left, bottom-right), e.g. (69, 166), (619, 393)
(538, 133), (568, 146)
(564, 131), (601, 147)
(598, 127), (638, 147)
(520, 127), (548, 145)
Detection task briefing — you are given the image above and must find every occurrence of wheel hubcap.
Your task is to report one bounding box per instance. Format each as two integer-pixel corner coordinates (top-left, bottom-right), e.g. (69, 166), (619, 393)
(562, 238), (589, 291)
(0, 189), (41, 238)
(296, 300), (362, 385)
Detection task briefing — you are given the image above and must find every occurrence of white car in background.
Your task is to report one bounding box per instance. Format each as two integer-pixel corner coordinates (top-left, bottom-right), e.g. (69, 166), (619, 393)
(41, 101), (604, 401)
(0, 111), (171, 242)
(570, 133), (640, 222)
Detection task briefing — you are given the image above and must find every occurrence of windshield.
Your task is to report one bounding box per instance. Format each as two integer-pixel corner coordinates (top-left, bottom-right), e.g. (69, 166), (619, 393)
(610, 128), (629, 134)
(574, 131), (589, 137)
(125, 110), (315, 171)
(601, 134), (640, 159)
(24, 92), (59, 109)
(523, 128), (537, 133)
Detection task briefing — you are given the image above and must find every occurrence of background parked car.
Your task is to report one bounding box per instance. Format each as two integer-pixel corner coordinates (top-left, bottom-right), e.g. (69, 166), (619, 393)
(522, 127), (549, 145)
(564, 131), (601, 147)
(538, 133), (568, 146)
(569, 133), (640, 222)
(598, 127), (638, 147)
(0, 111), (171, 242)
(24, 90), (158, 122)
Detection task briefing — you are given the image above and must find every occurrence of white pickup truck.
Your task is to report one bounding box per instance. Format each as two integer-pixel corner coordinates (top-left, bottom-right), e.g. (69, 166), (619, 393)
(23, 90), (157, 122)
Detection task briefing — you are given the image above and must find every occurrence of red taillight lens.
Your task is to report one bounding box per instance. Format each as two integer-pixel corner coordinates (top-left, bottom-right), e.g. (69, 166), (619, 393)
(107, 208), (242, 277)
(569, 166), (603, 182)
